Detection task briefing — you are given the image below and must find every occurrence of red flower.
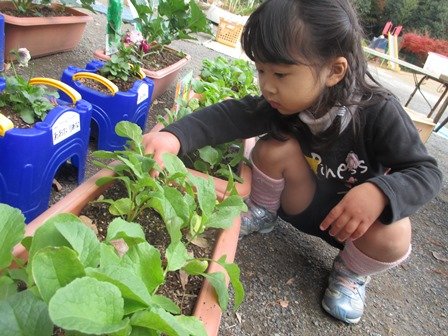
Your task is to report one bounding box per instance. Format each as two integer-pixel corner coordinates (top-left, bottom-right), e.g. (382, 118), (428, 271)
(139, 40), (150, 53)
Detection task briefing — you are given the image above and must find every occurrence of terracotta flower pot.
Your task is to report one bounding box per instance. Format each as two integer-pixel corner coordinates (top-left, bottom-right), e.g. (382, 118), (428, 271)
(150, 121), (255, 200)
(93, 47), (191, 102)
(0, 2), (92, 61)
(13, 163), (241, 336)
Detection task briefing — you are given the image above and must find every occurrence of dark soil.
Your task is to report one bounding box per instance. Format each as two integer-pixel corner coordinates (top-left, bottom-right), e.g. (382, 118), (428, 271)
(51, 180), (218, 335)
(0, 105), (32, 129)
(77, 76), (138, 94)
(141, 47), (185, 71)
(1, 4), (74, 18)
(79, 181), (217, 316)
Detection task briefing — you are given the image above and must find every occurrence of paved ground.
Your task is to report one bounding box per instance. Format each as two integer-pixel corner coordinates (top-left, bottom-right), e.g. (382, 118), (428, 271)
(17, 11), (447, 336)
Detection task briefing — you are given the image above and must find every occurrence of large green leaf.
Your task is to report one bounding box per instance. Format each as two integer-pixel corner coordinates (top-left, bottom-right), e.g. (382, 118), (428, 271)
(106, 217), (146, 246)
(175, 314), (207, 336)
(162, 185), (191, 223)
(28, 214), (82, 262)
(122, 243), (165, 294)
(162, 153), (188, 175)
(203, 272), (228, 311)
(219, 259), (245, 311)
(32, 247), (86, 303)
(115, 121), (143, 149)
(197, 146), (220, 166)
(165, 241), (189, 272)
(0, 276), (17, 300)
(0, 290), (52, 336)
(49, 277), (128, 334)
(86, 266), (151, 315)
(188, 175), (216, 217)
(131, 307), (199, 336)
(0, 204), (25, 270)
(55, 219), (101, 268)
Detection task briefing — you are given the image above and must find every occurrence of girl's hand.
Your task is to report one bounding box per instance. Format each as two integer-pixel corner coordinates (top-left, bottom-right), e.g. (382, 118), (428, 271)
(319, 182), (388, 242)
(142, 131), (181, 173)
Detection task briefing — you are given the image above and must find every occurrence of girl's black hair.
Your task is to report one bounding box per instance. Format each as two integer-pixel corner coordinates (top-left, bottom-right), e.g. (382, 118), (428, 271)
(241, 0), (390, 147)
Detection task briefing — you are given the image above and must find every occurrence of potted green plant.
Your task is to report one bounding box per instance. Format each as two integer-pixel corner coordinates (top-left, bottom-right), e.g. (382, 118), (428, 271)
(0, 0), (95, 61)
(94, 0), (211, 100)
(0, 51), (92, 222)
(60, 43), (155, 151)
(6, 122), (246, 335)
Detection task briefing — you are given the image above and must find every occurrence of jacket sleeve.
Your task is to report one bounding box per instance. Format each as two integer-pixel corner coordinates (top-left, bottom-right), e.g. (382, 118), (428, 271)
(365, 96), (443, 223)
(162, 95), (273, 155)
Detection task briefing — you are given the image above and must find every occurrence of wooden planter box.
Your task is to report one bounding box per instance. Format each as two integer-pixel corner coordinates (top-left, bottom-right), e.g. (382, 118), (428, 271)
(0, 2), (92, 60)
(13, 164), (242, 335)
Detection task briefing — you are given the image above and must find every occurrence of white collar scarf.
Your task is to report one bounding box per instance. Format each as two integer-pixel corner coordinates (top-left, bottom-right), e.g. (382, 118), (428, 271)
(298, 105), (354, 135)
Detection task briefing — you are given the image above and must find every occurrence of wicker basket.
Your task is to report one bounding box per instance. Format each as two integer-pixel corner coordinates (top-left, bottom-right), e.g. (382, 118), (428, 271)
(215, 18), (244, 48)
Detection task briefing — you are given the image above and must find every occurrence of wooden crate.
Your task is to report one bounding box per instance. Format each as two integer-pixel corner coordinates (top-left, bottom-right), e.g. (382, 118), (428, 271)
(403, 107), (435, 143)
(216, 18), (244, 48)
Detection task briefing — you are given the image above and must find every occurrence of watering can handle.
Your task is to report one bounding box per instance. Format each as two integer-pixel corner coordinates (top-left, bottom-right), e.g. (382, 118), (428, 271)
(29, 78), (82, 104)
(0, 113), (14, 136)
(72, 72), (119, 95)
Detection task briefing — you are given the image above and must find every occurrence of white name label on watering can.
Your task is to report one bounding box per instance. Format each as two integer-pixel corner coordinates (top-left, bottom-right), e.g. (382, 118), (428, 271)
(52, 111), (81, 145)
(137, 83), (149, 105)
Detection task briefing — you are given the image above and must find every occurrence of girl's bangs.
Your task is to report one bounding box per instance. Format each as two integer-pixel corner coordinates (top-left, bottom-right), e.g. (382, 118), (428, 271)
(242, 6), (304, 64)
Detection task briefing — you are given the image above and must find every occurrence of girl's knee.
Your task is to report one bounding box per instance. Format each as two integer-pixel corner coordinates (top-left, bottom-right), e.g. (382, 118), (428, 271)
(355, 218), (411, 261)
(252, 136), (303, 167)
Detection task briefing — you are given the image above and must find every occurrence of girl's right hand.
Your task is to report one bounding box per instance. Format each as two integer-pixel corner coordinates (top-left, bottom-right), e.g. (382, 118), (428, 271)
(142, 131), (181, 172)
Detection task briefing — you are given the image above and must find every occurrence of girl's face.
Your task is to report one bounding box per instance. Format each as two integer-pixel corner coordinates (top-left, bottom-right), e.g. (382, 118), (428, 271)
(255, 61), (331, 115)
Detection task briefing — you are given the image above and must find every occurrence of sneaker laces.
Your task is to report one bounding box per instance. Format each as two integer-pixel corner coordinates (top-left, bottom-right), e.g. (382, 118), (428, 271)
(332, 259), (369, 293)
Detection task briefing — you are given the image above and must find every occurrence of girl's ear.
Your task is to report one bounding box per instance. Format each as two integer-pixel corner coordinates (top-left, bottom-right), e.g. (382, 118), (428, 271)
(325, 57), (348, 87)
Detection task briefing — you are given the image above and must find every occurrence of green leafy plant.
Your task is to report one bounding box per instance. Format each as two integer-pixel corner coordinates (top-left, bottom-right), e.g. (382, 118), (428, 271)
(192, 55), (260, 106)
(159, 94), (200, 127)
(10, 0), (96, 15)
(187, 141), (247, 182)
(157, 56), (259, 181)
(0, 120), (247, 334)
(0, 51), (59, 124)
(99, 42), (143, 83)
(129, 0), (211, 48)
(0, 204), (240, 335)
(92, 122), (247, 234)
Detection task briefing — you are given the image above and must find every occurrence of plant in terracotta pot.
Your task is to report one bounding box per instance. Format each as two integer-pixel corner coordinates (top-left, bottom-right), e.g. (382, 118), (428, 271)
(0, 0), (96, 60)
(3, 122), (247, 335)
(0, 51), (92, 222)
(60, 43), (155, 151)
(94, 0), (212, 101)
